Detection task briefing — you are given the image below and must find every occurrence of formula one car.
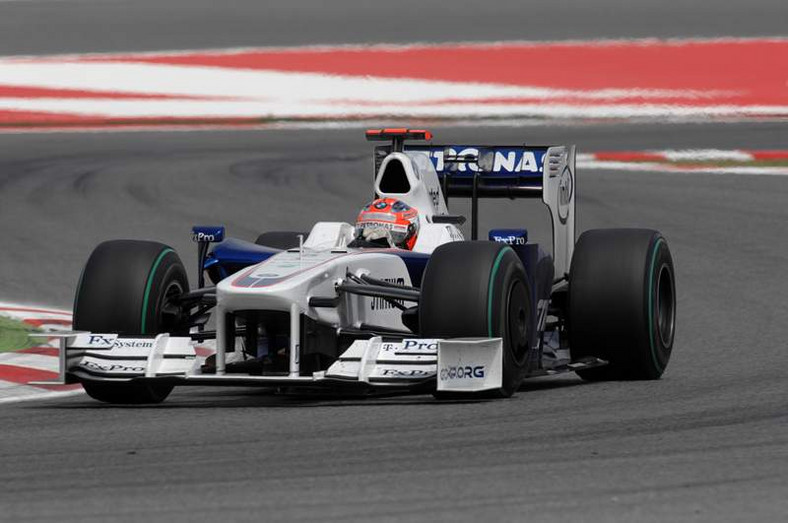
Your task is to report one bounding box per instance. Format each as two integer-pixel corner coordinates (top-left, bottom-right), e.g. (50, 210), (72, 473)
(38, 129), (676, 404)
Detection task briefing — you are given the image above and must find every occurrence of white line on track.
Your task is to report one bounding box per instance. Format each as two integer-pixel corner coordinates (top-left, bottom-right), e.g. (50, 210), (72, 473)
(0, 388), (83, 405)
(660, 149), (754, 162)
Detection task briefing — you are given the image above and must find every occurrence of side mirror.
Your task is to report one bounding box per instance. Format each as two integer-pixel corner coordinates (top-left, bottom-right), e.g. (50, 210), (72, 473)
(192, 226), (225, 289)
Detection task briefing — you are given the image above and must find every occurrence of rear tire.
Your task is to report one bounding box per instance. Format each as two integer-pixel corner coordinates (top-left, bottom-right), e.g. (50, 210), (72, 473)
(254, 231), (306, 250)
(420, 242), (533, 397)
(73, 240), (189, 404)
(568, 229), (676, 380)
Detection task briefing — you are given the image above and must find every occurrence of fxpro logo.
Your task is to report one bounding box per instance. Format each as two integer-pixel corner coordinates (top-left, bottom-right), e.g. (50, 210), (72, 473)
(380, 369), (433, 378)
(191, 227), (224, 243)
(80, 360), (146, 373)
(193, 231), (218, 242)
(439, 365), (485, 381)
(492, 235), (526, 245)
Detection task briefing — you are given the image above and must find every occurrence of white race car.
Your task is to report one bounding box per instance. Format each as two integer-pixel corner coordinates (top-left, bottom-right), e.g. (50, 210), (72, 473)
(40, 129), (676, 404)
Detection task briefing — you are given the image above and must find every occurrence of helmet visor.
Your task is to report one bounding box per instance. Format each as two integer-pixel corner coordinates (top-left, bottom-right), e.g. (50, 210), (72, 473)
(357, 221), (410, 248)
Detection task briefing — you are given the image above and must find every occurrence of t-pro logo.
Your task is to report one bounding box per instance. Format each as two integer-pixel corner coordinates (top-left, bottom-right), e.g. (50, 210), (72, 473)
(402, 340), (438, 352)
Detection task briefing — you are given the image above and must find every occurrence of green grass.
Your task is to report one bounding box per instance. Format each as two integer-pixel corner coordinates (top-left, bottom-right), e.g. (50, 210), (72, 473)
(0, 316), (40, 353)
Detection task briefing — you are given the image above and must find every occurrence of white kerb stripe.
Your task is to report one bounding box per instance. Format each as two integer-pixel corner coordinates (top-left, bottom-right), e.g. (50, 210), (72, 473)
(0, 385), (83, 405)
(661, 149), (754, 162)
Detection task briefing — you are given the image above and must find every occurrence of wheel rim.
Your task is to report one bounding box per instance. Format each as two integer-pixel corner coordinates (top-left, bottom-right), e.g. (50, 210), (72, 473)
(506, 280), (530, 365)
(158, 280), (185, 333)
(656, 264), (675, 347)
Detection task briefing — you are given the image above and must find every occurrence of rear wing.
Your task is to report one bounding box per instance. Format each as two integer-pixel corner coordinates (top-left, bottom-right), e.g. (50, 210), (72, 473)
(406, 145), (558, 197)
(368, 129), (576, 281)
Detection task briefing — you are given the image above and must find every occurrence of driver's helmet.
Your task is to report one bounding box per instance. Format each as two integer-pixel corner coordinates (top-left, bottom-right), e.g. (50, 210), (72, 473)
(353, 197), (420, 250)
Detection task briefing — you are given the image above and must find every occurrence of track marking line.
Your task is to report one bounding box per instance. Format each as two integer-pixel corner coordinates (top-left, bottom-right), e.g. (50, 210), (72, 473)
(0, 388), (84, 405)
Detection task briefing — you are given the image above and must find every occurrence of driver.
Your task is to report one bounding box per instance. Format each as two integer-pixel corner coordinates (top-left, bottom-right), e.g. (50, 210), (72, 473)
(349, 197), (419, 250)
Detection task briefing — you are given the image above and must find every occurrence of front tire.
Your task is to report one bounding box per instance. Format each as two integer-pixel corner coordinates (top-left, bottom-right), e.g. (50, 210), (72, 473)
(420, 242), (533, 397)
(73, 240), (189, 403)
(568, 229), (676, 380)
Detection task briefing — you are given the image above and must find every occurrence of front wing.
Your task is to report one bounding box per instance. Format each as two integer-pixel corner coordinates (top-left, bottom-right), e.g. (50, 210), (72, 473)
(32, 332), (605, 395)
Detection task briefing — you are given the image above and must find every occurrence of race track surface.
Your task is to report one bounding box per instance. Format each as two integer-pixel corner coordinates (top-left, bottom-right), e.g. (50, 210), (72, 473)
(1, 123), (787, 521)
(1, 0), (786, 56)
(0, 0), (786, 521)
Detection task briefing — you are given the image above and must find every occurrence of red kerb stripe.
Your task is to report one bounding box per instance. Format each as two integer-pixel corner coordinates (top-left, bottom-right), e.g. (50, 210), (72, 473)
(0, 364), (54, 383)
(17, 347), (60, 357)
(593, 152), (666, 162)
(750, 150), (788, 160)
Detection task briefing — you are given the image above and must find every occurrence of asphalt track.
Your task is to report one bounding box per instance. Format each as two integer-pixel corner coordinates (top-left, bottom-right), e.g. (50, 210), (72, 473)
(2, 122), (787, 522)
(2, 0), (787, 56)
(1, 1), (787, 522)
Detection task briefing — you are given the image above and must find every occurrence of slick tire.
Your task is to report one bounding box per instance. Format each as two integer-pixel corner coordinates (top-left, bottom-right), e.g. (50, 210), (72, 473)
(254, 231), (307, 250)
(420, 241), (533, 398)
(73, 240), (189, 404)
(568, 229), (676, 381)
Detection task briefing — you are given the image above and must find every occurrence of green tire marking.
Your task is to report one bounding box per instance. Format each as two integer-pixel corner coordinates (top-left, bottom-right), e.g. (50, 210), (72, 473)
(647, 237), (666, 372)
(0, 315), (40, 353)
(140, 248), (174, 334)
(487, 247), (512, 338)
